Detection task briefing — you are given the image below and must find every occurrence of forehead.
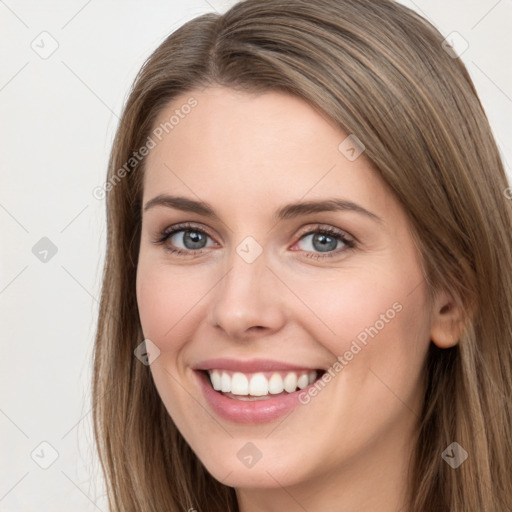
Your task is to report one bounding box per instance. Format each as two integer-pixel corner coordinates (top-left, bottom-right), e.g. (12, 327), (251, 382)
(142, 87), (393, 217)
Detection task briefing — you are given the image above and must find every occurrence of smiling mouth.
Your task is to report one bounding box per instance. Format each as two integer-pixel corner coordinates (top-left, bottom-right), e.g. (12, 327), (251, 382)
(202, 369), (326, 401)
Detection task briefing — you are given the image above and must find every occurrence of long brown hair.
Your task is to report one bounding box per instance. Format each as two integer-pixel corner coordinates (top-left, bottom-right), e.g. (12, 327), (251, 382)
(92, 1), (512, 510)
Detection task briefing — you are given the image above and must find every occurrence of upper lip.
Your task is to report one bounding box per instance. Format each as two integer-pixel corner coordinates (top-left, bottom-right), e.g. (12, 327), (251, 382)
(192, 358), (323, 373)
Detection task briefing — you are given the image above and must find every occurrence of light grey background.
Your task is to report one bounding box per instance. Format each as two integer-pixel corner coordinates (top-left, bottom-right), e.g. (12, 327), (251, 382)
(1, 1), (511, 510)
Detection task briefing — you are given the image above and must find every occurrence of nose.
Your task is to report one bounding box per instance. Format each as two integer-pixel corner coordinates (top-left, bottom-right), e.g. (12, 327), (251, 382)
(208, 245), (287, 341)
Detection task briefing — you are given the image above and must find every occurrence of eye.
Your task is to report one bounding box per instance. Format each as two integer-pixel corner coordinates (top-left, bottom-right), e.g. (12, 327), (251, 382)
(293, 226), (356, 259)
(152, 222), (217, 256)
(152, 222), (356, 259)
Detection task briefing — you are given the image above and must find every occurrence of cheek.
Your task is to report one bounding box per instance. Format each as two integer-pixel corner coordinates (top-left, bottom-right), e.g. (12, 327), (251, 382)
(136, 266), (175, 343)
(136, 259), (212, 355)
(135, 261), (211, 425)
(290, 262), (431, 380)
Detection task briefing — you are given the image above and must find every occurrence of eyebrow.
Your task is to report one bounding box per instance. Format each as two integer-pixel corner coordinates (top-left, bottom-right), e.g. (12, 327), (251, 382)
(143, 194), (383, 224)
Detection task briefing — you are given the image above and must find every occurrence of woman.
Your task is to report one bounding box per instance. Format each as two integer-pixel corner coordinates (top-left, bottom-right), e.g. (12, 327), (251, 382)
(92, 1), (512, 510)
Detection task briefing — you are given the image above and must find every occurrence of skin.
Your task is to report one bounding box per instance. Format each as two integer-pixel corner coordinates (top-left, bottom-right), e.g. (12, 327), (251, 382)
(136, 87), (463, 512)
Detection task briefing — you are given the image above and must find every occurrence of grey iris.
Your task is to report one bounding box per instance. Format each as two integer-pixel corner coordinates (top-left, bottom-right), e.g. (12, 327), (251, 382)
(313, 233), (337, 252)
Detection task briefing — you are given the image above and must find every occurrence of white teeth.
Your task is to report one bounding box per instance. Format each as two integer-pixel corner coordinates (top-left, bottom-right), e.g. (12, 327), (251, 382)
(207, 369), (319, 397)
(231, 372), (249, 395)
(268, 373), (284, 394)
(249, 373), (268, 396)
(283, 372), (298, 393)
(297, 374), (309, 389)
(210, 370), (222, 391)
(221, 372), (231, 393)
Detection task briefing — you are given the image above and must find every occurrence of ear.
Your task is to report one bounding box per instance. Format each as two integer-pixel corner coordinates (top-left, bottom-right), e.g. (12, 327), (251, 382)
(430, 289), (466, 349)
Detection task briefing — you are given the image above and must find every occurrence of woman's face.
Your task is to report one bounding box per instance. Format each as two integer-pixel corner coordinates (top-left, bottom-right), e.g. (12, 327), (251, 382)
(136, 86), (435, 499)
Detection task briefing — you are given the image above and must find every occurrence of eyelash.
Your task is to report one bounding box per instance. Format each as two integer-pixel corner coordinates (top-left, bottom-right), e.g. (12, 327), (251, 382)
(152, 222), (356, 260)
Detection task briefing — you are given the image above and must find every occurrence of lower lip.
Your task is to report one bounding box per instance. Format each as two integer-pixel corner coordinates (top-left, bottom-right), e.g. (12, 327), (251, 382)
(195, 370), (313, 424)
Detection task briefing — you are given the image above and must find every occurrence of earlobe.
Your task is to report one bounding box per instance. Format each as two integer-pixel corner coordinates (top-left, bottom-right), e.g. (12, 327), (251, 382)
(430, 291), (466, 349)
